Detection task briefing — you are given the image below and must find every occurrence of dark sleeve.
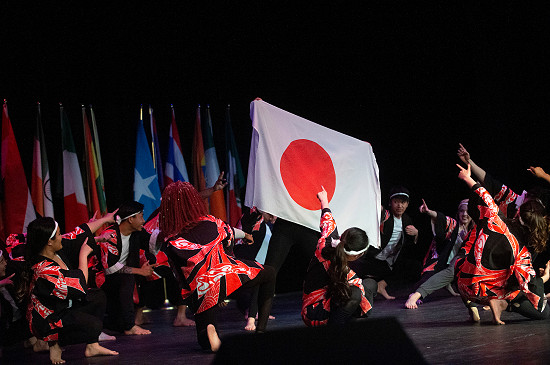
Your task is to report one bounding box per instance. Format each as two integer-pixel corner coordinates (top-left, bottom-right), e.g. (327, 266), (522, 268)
(138, 230), (156, 263)
(60, 224), (94, 269)
(34, 264), (87, 300)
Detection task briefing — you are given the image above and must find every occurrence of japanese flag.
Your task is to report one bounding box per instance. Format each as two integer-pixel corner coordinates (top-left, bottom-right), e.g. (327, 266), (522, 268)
(245, 100), (381, 249)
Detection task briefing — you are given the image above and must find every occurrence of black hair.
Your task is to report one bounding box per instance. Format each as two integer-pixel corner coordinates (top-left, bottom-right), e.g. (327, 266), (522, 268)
(321, 227), (368, 307)
(117, 201), (144, 222)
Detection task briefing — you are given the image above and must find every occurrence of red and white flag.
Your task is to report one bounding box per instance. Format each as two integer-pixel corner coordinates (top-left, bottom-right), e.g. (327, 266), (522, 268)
(245, 100), (381, 248)
(1, 103), (36, 238)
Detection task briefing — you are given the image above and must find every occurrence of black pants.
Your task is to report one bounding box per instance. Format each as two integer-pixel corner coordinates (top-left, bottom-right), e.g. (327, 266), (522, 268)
(328, 278), (377, 325)
(509, 277), (550, 320)
(57, 288), (106, 346)
(194, 265), (276, 350)
(102, 272), (136, 332)
(138, 266), (185, 309)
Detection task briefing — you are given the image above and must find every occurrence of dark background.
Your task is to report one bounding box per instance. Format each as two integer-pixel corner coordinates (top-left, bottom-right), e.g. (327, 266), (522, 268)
(2, 2), (550, 268)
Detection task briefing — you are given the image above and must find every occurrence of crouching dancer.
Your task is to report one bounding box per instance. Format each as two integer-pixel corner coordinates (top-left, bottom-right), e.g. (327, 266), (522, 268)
(302, 186), (376, 326)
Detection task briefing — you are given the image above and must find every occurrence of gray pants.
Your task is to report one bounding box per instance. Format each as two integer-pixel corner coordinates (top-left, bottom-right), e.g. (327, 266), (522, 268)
(417, 257), (457, 299)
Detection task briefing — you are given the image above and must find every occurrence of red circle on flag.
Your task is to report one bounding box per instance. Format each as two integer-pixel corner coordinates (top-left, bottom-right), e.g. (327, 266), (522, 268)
(280, 139), (336, 210)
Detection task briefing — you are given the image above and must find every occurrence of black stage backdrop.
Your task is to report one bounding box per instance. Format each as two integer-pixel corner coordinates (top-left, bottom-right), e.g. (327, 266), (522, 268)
(1, 1), (549, 238)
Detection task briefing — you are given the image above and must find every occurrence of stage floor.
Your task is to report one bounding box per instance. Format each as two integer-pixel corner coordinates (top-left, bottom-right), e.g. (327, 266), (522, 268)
(3, 284), (550, 364)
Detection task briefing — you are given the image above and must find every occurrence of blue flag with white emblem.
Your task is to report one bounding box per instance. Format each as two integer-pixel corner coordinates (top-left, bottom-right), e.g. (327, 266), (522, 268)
(134, 107), (161, 220)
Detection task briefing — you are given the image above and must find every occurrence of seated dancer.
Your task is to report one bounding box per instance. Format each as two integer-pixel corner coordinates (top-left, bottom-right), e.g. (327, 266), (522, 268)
(157, 181), (276, 352)
(302, 186), (376, 326)
(22, 216), (118, 364)
(405, 198), (474, 309)
(90, 201), (157, 336)
(455, 163), (550, 324)
(349, 186), (420, 300)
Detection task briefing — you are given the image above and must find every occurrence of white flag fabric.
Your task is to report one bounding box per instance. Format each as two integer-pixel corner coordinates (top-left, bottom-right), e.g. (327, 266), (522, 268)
(245, 100), (381, 249)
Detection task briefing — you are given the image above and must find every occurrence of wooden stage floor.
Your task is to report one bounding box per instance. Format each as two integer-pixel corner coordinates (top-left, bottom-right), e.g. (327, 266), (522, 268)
(3, 283), (550, 364)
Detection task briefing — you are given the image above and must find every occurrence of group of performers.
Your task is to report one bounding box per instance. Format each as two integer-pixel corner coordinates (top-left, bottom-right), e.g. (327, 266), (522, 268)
(1, 143), (550, 363)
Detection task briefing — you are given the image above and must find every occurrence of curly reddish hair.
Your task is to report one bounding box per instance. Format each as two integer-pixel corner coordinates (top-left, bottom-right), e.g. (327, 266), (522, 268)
(159, 181), (208, 238)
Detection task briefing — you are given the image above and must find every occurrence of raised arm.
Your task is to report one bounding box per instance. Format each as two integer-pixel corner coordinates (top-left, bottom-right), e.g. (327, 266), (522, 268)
(85, 209), (118, 234)
(528, 166), (550, 185)
(457, 163), (476, 188)
(200, 171), (228, 199)
(317, 186), (329, 210)
(457, 143), (486, 183)
(419, 198), (437, 221)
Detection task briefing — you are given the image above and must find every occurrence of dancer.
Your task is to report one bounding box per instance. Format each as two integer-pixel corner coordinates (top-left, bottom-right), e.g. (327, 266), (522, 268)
(349, 186), (420, 300)
(157, 181), (275, 352)
(302, 186), (376, 326)
(405, 199), (474, 309)
(23, 217), (118, 364)
(455, 163), (550, 324)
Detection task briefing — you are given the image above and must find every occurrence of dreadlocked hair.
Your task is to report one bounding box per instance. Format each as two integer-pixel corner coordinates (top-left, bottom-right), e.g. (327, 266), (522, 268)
(16, 217), (57, 304)
(159, 181), (209, 239)
(519, 199), (550, 253)
(321, 227), (368, 307)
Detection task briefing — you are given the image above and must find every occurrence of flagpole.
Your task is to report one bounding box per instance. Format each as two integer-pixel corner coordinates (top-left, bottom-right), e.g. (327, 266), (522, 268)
(149, 105), (156, 170)
(82, 105), (93, 216)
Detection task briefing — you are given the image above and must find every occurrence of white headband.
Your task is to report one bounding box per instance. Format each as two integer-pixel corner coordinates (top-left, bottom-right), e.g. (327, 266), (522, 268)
(330, 237), (369, 256)
(116, 211), (142, 225)
(390, 192), (409, 199)
(49, 221), (59, 240)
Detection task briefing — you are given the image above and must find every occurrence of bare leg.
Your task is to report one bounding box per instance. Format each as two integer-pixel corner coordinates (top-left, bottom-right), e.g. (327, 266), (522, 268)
(404, 292), (422, 309)
(244, 317), (256, 331)
(489, 298), (508, 325)
(124, 325), (151, 335)
(377, 280), (395, 300)
(49, 342), (65, 364)
(206, 324), (221, 352)
(541, 260), (550, 283)
(134, 307), (149, 326)
(84, 342), (119, 357)
(445, 284), (460, 297)
(173, 305), (195, 327)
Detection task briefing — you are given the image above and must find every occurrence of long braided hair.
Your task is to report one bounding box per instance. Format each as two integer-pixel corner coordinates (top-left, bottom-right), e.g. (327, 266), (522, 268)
(159, 181), (209, 239)
(321, 227), (368, 307)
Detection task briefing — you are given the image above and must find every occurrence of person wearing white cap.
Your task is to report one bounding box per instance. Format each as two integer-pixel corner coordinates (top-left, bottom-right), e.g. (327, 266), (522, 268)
(349, 185), (420, 300)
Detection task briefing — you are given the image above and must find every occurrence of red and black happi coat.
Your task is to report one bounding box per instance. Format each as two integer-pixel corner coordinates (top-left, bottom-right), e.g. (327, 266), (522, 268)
(27, 225), (93, 342)
(455, 184), (539, 307)
(302, 208), (371, 327)
(163, 215), (263, 314)
(89, 224), (156, 288)
(421, 212), (466, 274)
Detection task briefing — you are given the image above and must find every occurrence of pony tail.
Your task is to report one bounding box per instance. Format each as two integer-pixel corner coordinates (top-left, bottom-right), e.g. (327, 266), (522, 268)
(322, 242), (351, 307)
(15, 261), (33, 305)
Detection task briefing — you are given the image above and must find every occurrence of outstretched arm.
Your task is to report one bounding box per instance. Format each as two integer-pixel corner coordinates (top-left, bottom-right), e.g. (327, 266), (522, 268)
(200, 171), (228, 199)
(85, 209), (118, 234)
(528, 166), (550, 185)
(419, 198), (437, 221)
(457, 163), (476, 188)
(457, 143), (486, 183)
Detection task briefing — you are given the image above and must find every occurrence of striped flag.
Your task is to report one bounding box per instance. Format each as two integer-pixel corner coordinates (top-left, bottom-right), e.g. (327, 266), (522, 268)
(31, 102), (54, 218)
(164, 105), (189, 185)
(203, 106), (226, 221)
(225, 105), (245, 227)
(134, 105), (161, 220)
(82, 105), (101, 216)
(192, 105), (206, 192)
(61, 105), (89, 231)
(1, 102), (36, 238)
(89, 106), (107, 214)
(149, 106), (164, 190)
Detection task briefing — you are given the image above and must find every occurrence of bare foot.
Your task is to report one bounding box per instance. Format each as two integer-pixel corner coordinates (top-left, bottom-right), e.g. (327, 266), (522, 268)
(244, 317), (256, 331)
(23, 336), (37, 348)
(445, 284), (460, 297)
(482, 305), (490, 311)
(173, 317), (196, 327)
(468, 306), (480, 322)
(124, 325), (151, 335)
(254, 314), (276, 320)
(207, 324), (221, 352)
(489, 298), (508, 325)
(98, 332), (116, 341)
(84, 342), (119, 358)
(405, 292), (422, 309)
(33, 339), (49, 352)
(49, 342), (65, 364)
(377, 280), (395, 300)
